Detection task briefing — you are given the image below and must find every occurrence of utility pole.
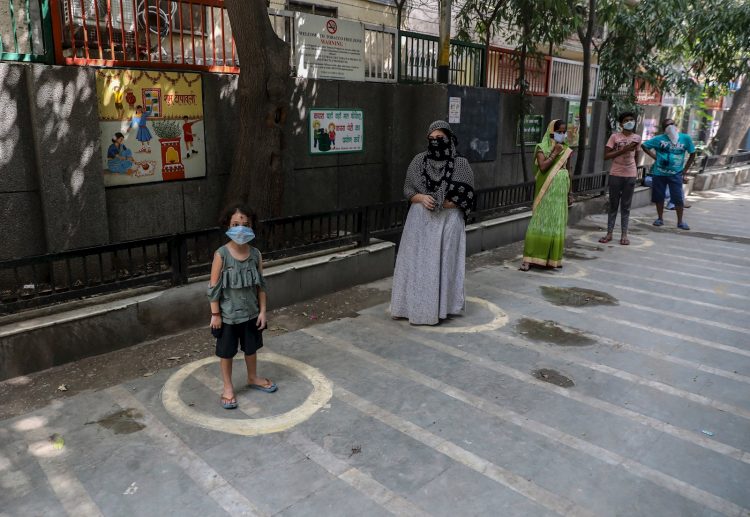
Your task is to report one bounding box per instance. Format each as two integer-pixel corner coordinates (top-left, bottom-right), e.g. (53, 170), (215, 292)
(437, 0), (451, 83)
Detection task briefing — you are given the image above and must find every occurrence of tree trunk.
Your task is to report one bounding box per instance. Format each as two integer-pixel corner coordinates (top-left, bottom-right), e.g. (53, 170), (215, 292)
(713, 82), (750, 155)
(573, 0), (596, 177)
(224, 0), (290, 219)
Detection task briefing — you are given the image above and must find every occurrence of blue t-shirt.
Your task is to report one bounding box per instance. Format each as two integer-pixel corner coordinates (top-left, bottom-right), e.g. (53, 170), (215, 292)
(642, 133), (695, 176)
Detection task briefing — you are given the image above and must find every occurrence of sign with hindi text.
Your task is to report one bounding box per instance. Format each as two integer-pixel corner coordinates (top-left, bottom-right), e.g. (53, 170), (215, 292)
(309, 109), (364, 154)
(516, 115), (544, 146)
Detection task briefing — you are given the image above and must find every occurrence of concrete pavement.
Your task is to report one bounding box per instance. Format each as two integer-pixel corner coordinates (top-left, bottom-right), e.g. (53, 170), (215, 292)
(1, 185), (749, 517)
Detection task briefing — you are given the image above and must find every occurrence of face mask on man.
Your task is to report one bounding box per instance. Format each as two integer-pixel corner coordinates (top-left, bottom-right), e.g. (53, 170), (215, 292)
(665, 124), (679, 143)
(553, 132), (567, 144)
(623, 121), (635, 131)
(226, 225), (255, 245)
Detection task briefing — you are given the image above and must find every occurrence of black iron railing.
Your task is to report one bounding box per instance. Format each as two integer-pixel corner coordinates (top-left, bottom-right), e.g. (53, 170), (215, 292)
(1, 175), (620, 313)
(699, 152), (750, 172)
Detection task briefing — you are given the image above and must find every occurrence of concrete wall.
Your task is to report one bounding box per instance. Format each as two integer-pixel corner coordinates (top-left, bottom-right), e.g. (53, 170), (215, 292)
(0, 61), (610, 260)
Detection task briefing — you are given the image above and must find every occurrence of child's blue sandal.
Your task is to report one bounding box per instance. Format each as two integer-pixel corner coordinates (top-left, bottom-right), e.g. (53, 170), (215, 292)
(653, 218), (664, 226)
(677, 222), (690, 230)
(248, 379), (278, 393)
(221, 397), (238, 409)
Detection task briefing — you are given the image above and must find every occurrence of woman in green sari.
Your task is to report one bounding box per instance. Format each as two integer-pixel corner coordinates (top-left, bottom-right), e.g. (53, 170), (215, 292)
(520, 119), (573, 271)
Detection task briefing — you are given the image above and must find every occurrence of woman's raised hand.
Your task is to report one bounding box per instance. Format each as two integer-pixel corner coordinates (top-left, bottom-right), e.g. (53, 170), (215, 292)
(552, 143), (563, 156)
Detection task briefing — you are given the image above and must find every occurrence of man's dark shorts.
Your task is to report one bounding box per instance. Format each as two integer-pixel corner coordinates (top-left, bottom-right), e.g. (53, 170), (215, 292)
(215, 318), (264, 358)
(651, 174), (684, 206)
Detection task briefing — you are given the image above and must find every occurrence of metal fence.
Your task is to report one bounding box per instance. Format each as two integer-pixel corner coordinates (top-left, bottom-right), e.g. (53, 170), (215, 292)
(50, 0), (239, 72)
(548, 57), (599, 99)
(1, 0), (54, 62)
(486, 47), (550, 95)
(699, 152), (750, 171)
(1, 173), (624, 314)
(399, 31), (484, 87)
(363, 23), (396, 82)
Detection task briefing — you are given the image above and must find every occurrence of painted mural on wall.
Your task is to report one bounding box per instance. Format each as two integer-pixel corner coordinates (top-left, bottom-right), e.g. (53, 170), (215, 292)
(96, 70), (205, 187)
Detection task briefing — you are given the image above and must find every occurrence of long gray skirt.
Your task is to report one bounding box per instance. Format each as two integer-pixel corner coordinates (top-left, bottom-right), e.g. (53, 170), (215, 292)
(390, 204), (466, 325)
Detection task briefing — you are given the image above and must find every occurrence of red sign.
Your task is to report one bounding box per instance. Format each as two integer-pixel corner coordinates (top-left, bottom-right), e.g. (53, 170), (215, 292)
(326, 20), (337, 34)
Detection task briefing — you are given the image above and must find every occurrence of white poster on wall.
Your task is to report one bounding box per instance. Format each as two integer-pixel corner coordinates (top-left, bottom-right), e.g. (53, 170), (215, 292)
(448, 97), (461, 124)
(295, 13), (365, 81)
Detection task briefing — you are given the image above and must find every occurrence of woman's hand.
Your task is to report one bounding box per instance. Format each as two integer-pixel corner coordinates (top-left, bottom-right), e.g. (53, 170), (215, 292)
(256, 311), (267, 330)
(418, 194), (437, 210)
(443, 200), (457, 209)
(210, 314), (222, 329)
(552, 143), (563, 156)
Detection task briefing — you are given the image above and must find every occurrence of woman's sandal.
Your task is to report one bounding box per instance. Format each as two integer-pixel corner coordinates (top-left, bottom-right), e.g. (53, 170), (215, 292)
(519, 262), (531, 272)
(598, 235), (613, 243)
(620, 237), (630, 245)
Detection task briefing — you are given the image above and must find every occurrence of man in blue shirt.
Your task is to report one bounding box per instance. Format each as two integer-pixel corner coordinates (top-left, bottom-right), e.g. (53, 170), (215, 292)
(641, 118), (696, 230)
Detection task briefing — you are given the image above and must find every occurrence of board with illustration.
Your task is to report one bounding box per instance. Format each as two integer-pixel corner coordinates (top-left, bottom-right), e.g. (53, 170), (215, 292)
(96, 69), (206, 187)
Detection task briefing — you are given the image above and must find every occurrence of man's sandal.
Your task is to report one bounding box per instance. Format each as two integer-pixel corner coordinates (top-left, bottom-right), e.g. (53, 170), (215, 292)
(620, 237), (630, 245)
(598, 235), (613, 243)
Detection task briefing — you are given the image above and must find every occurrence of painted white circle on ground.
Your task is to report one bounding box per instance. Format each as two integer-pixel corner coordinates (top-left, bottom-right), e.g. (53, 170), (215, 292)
(161, 352), (333, 436)
(577, 231), (654, 250)
(417, 296), (508, 333)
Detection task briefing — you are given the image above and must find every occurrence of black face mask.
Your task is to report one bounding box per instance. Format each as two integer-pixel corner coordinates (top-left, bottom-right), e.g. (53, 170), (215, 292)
(427, 136), (451, 160)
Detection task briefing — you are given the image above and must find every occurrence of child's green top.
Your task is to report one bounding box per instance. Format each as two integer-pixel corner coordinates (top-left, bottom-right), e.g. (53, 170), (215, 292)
(207, 245), (267, 324)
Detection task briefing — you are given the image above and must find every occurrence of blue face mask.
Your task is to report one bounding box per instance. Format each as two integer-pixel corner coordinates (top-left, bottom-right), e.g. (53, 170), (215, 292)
(226, 225), (255, 245)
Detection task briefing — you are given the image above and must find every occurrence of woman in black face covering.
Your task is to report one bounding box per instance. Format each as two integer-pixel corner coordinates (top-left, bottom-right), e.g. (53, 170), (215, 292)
(390, 120), (476, 325)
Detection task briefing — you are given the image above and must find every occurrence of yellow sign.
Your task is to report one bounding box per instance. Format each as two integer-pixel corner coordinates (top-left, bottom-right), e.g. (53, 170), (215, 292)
(96, 69), (206, 186)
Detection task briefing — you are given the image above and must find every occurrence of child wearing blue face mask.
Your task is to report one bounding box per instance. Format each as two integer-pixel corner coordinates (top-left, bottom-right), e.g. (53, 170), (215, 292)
(208, 204), (276, 410)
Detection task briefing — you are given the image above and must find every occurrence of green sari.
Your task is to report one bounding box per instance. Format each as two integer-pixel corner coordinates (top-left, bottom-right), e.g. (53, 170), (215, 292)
(522, 120), (571, 268)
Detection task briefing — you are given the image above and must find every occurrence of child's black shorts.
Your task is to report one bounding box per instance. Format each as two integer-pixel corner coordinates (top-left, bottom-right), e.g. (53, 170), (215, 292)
(214, 318), (264, 358)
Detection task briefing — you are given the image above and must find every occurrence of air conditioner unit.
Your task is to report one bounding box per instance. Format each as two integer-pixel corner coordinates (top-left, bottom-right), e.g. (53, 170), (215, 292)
(63, 0), (135, 30)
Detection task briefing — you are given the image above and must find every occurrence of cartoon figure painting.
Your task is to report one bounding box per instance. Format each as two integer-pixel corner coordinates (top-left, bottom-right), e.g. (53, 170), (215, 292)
(182, 116), (202, 158)
(127, 105), (153, 153)
(112, 84), (125, 120)
(328, 123), (336, 149)
(312, 120), (321, 148)
(107, 132), (137, 174)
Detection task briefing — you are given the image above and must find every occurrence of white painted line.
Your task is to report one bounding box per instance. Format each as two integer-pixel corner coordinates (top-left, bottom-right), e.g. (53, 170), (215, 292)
(107, 385), (267, 517)
(357, 313), (750, 465)
(485, 284), (750, 361)
(618, 258), (750, 288)
(536, 271), (750, 335)
(161, 353), (333, 436)
(305, 328), (749, 517)
(583, 256), (750, 302)
(577, 263), (750, 317)
(475, 285), (750, 421)
(338, 468), (433, 516)
(333, 386), (595, 517)
(637, 247), (750, 277)
(629, 226), (750, 257)
(192, 367), (431, 516)
(19, 423), (103, 517)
